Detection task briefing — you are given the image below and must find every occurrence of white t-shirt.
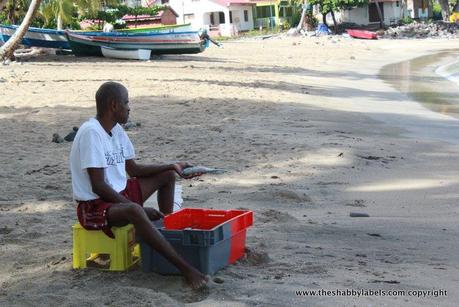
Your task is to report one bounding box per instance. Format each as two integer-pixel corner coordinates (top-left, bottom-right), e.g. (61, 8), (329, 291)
(70, 118), (135, 201)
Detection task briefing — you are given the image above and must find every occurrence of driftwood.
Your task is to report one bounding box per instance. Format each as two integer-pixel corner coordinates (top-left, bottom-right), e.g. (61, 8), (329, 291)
(13, 47), (48, 59)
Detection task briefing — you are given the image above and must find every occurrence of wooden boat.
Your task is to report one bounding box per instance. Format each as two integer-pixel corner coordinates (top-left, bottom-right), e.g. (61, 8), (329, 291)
(101, 46), (151, 60)
(118, 23), (192, 33)
(346, 29), (378, 40)
(0, 23), (192, 49)
(0, 25), (70, 49)
(65, 30), (207, 56)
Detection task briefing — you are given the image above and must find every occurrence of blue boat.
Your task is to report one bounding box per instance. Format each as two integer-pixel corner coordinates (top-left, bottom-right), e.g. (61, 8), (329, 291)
(0, 23), (193, 50)
(0, 24), (70, 49)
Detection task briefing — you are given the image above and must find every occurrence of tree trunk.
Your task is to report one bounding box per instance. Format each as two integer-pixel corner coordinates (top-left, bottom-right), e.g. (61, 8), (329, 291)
(0, 0), (42, 61)
(0, 0), (7, 10)
(57, 14), (63, 31)
(399, 0), (406, 19)
(322, 12), (328, 26)
(296, 1), (307, 32)
(8, 0), (17, 24)
(439, 0), (450, 21)
(330, 10), (337, 33)
(375, 2), (385, 29)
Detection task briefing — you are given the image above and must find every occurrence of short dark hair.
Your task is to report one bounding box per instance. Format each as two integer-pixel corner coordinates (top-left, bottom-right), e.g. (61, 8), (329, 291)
(95, 82), (127, 116)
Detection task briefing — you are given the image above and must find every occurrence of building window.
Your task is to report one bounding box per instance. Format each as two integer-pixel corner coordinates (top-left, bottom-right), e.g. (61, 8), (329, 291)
(210, 13), (215, 25)
(244, 10), (248, 22)
(219, 12), (225, 23)
(184, 13), (195, 22)
(229, 11), (233, 23)
(396, 1), (399, 7)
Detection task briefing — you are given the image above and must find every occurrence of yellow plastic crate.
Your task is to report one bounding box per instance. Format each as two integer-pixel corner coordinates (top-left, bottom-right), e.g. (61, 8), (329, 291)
(72, 223), (139, 271)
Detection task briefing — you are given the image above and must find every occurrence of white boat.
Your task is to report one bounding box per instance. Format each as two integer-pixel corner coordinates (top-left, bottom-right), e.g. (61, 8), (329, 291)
(101, 47), (151, 60)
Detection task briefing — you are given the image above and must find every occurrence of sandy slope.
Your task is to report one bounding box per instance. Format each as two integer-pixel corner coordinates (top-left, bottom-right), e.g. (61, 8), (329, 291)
(0, 36), (459, 306)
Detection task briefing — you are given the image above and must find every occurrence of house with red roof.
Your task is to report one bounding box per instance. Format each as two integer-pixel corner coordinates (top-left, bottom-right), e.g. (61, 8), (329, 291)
(121, 6), (179, 28)
(168, 0), (256, 36)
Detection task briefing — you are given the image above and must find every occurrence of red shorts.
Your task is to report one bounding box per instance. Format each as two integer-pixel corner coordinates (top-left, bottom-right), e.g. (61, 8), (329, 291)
(77, 178), (143, 238)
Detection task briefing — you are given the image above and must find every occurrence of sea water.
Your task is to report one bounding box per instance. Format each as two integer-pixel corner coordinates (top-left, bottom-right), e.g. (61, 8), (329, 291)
(435, 56), (459, 89)
(380, 50), (459, 119)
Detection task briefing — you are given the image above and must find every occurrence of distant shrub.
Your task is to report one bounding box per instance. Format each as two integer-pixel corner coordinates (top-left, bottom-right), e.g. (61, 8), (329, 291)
(401, 16), (414, 24)
(282, 20), (291, 30)
(306, 11), (318, 29)
(432, 2), (442, 20)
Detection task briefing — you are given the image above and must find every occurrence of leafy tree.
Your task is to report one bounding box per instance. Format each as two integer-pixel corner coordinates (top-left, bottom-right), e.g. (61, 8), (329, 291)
(2, 0), (32, 24)
(40, 0), (73, 29)
(85, 4), (162, 29)
(0, 0), (41, 60)
(309, 0), (368, 31)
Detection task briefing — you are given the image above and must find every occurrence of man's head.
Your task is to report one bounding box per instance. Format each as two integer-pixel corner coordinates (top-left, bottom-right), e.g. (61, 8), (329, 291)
(95, 82), (130, 124)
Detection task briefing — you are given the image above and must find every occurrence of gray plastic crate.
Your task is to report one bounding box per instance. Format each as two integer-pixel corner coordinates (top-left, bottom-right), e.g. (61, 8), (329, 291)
(139, 220), (232, 275)
(139, 209), (253, 275)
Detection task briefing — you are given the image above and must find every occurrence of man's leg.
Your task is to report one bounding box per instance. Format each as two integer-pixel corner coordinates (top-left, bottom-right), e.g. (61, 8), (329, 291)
(107, 202), (207, 289)
(137, 170), (175, 214)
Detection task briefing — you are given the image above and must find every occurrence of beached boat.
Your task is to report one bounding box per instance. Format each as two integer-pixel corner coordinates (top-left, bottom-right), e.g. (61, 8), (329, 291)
(0, 23), (192, 50)
(346, 29), (378, 40)
(65, 30), (207, 56)
(0, 25), (70, 49)
(118, 23), (192, 33)
(101, 46), (151, 60)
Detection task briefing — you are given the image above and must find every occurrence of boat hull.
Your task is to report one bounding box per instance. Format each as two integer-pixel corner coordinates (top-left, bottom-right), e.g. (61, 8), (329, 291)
(0, 25), (70, 49)
(66, 31), (206, 56)
(346, 29), (378, 40)
(101, 47), (151, 60)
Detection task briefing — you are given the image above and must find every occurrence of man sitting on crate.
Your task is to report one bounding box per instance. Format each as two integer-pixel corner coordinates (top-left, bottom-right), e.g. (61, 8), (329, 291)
(69, 81), (208, 289)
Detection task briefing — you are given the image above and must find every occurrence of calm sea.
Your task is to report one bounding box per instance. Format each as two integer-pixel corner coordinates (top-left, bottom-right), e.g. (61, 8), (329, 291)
(380, 51), (459, 119)
(436, 55), (459, 89)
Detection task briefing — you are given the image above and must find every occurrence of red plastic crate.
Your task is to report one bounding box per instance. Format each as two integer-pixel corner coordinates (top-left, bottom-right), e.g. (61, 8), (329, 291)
(139, 208), (253, 274)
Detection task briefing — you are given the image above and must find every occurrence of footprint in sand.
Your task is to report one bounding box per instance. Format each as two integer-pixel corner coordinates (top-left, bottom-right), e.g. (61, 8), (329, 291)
(259, 209), (297, 223)
(241, 247), (271, 266)
(270, 189), (312, 203)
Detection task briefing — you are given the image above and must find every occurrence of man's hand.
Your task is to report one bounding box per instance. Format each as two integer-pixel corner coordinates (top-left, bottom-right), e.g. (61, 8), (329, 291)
(173, 162), (202, 179)
(146, 208), (164, 220)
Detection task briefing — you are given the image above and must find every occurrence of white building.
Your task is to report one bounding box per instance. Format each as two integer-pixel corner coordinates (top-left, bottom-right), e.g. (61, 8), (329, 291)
(168, 0), (256, 36)
(316, 0), (430, 27)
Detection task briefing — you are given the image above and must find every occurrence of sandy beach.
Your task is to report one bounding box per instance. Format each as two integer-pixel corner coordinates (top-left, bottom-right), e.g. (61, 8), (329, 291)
(1, 35), (459, 306)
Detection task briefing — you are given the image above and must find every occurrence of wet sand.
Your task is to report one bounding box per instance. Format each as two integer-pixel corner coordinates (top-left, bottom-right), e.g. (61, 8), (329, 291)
(1, 36), (459, 306)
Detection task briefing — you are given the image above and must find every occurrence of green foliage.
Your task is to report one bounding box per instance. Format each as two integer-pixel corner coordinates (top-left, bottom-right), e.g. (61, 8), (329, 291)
(309, 0), (368, 14)
(401, 16), (413, 24)
(83, 4), (163, 25)
(306, 10), (318, 28)
(283, 20), (291, 29)
(432, 2), (443, 20)
(0, 11), (9, 24)
(2, 0), (31, 24)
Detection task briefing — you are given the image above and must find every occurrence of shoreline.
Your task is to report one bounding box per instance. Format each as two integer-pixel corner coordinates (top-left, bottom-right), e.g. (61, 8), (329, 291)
(380, 50), (459, 119)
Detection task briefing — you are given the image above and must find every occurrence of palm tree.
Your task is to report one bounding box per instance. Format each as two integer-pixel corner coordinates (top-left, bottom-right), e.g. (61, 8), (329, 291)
(40, 0), (74, 29)
(3, 0), (32, 24)
(38, 0), (120, 30)
(0, 0), (42, 60)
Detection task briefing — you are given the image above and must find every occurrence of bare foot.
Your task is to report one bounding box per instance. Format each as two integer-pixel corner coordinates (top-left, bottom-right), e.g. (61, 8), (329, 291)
(184, 267), (209, 290)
